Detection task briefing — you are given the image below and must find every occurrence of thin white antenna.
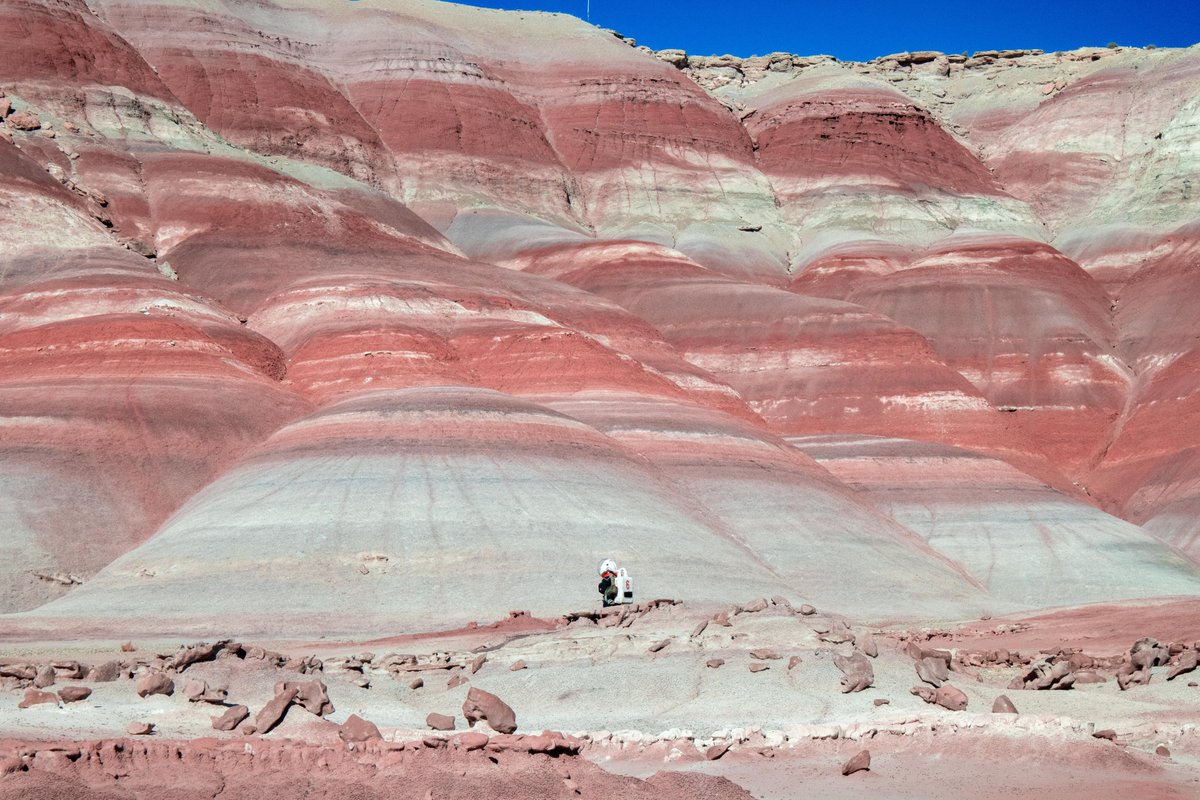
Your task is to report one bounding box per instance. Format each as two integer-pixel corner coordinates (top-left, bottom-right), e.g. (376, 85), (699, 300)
(587, 0), (591, 21)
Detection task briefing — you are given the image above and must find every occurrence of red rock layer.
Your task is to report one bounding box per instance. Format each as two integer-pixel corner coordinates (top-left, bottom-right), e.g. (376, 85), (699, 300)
(837, 233), (1127, 473)
(513, 240), (1074, 492)
(0, 737), (754, 800)
(0, 272), (309, 612)
(1086, 349), (1200, 560)
(0, 0), (173, 100)
(750, 87), (1000, 194)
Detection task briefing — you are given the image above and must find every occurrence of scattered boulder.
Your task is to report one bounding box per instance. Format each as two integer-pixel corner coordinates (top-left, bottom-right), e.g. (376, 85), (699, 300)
(834, 653), (874, 693)
(447, 674), (468, 689)
(255, 686), (300, 734)
(174, 641), (226, 671)
(33, 665), (56, 688)
(859, 633), (879, 658)
(916, 656), (949, 687)
(183, 679), (228, 704)
(842, 749), (871, 776)
(1167, 648), (1198, 681)
(799, 604), (816, 616)
(427, 712), (456, 731)
(509, 660), (527, 671)
(1131, 638), (1170, 669)
(1116, 662), (1150, 691)
(276, 680), (333, 716)
(992, 695), (1018, 714)
(787, 656), (802, 670)
(750, 649), (781, 660)
(6, 110), (41, 130)
(409, 678), (424, 689)
(58, 686), (92, 704)
(88, 661), (122, 683)
(127, 722), (155, 736)
(648, 640), (670, 653)
(706, 659), (724, 668)
(136, 673), (174, 698)
(873, 698), (890, 706)
(340, 714), (383, 742)
(691, 620), (709, 638)
(0, 664), (36, 680)
(462, 687), (517, 734)
(744, 598), (769, 613)
(1156, 745), (1171, 757)
(212, 705), (250, 732)
(1093, 729), (1117, 741)
(1010, 657), (1076, 690)
(706, 742), (731, 761)
(748, 663), (769, 673)
(18, 689), (59, 709)
(454, 732), (489, 751)
(470, 655), (487, 674)
(911, 684), (968, 711)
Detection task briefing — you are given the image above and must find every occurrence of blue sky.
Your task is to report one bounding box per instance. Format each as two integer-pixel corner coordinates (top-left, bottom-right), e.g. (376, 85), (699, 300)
(449, 0), (1200, 62)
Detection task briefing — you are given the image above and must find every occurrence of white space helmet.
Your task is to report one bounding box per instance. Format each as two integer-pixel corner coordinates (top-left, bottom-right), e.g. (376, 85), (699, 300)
(598, 558), (617, 576)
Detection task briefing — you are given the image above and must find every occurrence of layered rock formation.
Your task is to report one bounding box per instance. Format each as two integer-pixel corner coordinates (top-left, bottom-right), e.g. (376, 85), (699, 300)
(1, 0), (1198, 634)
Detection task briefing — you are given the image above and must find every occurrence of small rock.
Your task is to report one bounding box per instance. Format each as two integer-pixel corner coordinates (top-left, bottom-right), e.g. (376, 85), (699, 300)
(276, 680), (333, 716)
(509, 660), (527, 671)
(339, 714), (383, 742)
(1166, 648), (1198, 681)
(916, 656), (949, 687)
(841, 749), (871, 776)
(1093, 729), (1117, 741)
(748, 663), (769, 673)
(873, 698), (890, 706)
(18, 689), (59, 709)
(706, 659), (724, 668)
(744, 598), (768, 613)
(427, 712), (456, 731)
(33, 665), (56, 688)
(255, 686), (299, 734)
(470, 655), (487, 674)
(787, 656), (802, 670)
(88, 661), (122, 682)
(835, 652), (875, 693)
(706, 742), (731, 761)
(6, 110), (41, 131)
(127, 721), (154, 736)
(211, 705), (250, 732)
(136, 672), (174, 698)
(859, 633), (879, 658)
(798, 604), (817, 616)
(462, 687), (517, 734)
(1156, 745), (1171, 757)
(58, 686), (92, 704)
(455, 731), (489, 751)
(648, 639), (670, 653)
(992, 695), (1018, 714)
(448, 675), (468, 689)
(410, 678), (424, 689)
(691, 620), (709, 638)
(750, 649), (781, 660)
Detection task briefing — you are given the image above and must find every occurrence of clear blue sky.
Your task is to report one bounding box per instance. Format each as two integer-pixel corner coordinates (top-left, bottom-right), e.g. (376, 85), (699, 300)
(449, 0), (1200, 62)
